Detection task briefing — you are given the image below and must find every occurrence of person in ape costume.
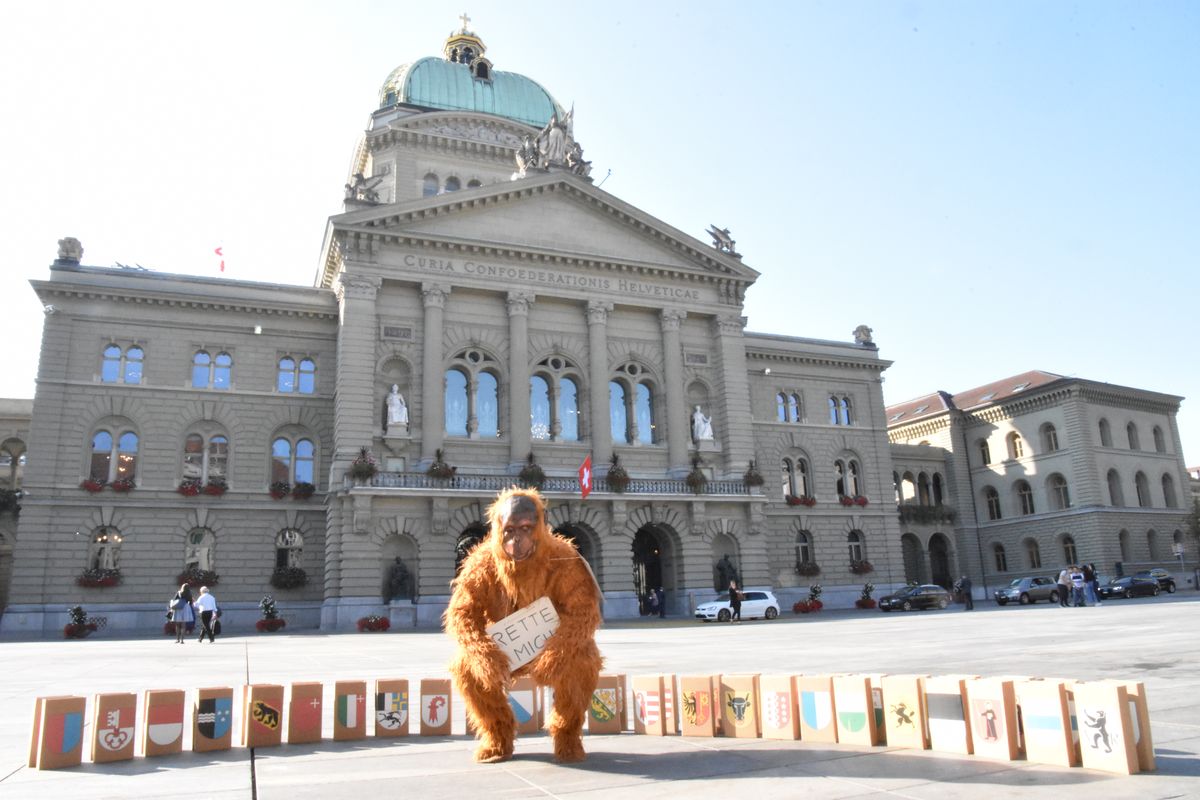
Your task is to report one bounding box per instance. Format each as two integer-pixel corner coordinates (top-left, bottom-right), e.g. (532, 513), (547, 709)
(445, 487), (603, 763)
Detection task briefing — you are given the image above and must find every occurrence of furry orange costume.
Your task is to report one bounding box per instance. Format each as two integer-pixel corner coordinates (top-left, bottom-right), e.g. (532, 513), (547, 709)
(445, 487), (603, 763)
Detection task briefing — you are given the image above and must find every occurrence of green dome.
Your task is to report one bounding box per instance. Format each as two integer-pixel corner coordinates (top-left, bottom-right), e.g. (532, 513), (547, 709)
(379, 57), (563, 129)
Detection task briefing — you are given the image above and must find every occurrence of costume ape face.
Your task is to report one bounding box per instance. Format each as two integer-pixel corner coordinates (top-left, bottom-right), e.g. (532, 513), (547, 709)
(444, 487), (603, 763)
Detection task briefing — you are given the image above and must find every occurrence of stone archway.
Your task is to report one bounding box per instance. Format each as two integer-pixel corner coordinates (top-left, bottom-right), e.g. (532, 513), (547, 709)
(928, 532), (952, 589)
(381, 533), (418, 602)
(553, 523), (601, 586)
(632, 524), (676, 615)
(455, 523), (487, 575)
(900, 533), (925, 584)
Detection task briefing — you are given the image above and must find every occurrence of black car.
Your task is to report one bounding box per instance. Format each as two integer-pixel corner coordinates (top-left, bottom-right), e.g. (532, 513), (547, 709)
(1098, 576), (1160, 599)
(1134, 568), (1177, 593)
(879, 584), (952, 612)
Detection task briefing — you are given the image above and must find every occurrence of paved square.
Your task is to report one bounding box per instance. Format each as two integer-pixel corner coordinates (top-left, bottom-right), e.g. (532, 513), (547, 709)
(2, 595), (1198, 798)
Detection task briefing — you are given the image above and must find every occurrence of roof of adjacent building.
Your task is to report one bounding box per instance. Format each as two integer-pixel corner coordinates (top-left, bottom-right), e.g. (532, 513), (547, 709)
(378, 56), (563, 129)
(886, 370), (1065, 425)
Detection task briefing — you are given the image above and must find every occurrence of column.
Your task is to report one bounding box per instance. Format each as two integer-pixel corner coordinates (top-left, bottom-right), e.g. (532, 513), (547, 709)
(333, 272), (383, 464)
(420, 283), (449, 466)
(587, 301), (614, 468)
(713, 314), (755, 477)
(507, 292), (534, 468)
(660, 309), (689, 476)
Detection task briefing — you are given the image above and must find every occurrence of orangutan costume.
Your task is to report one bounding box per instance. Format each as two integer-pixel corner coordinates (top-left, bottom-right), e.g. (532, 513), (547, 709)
(445, 487), (603, 763)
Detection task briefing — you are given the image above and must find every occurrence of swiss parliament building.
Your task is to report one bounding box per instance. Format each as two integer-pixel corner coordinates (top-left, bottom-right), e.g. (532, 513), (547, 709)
(1, 24), (1194, 634)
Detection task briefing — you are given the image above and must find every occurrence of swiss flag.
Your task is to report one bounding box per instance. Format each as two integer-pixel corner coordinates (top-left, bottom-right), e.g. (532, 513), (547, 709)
(578, 454), (592, 500)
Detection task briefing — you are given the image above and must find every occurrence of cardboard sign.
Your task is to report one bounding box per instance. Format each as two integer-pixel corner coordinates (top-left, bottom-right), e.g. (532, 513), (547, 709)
(194, 687), (234, 752)
(143, 689), (186, 757)
(288, 682), (323, 744)
(507, 676), (542, 735)
(1073, 681), (1139, 774)
(679, 675), (719, 737)
(881, 675), (928, 750)
(720, 674), (760, 738)
(243, 684), (285, 748)
(797, 675), (838, 743)
(92, 692), (136, 763)
(419, 679), (452, 736)
(964, 678), (1019, 761)
(760, 675), (800, 740)
(833, 675), (879, 747)
(486, 596), (559, 671)
(1015, 679), (1077, 767)
(30, 696), (86, 770)
(925, 675), (974, 755)
(632, 675), (665, 736)
(589, 674), (623, 735)
(375, 679), (410, 738)
(662, 674), (679, 735)
(334, 680), (368, 741)
(1124, 681), (1155, 771)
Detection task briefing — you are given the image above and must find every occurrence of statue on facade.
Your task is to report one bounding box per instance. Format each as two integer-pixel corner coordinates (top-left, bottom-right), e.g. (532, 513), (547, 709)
(715, 554), (739, 593)
(184, 542), (212, 572)
(692, 406), (714, 442)
(386, 384), (409, 431)
(57, 237), (83, 263)
(345, 172), (383, 204)
(537, 111), (572, 167)
(383, 557), (410, 602)
(853, 325), (874, 346)
(515, 135), (539, 177)
(566, 141), (592, 178)
(706, 225), (740, 258)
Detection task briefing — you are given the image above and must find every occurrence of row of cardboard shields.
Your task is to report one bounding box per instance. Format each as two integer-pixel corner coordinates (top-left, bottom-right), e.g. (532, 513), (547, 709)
(30, 673), (1151, 777)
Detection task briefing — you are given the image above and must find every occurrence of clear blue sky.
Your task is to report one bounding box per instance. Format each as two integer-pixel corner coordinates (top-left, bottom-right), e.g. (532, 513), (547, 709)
(2, 1), (1197, 463)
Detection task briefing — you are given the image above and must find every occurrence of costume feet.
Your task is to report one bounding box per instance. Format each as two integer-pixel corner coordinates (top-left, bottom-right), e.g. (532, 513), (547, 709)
(473, 739), (514, 763)
(553, 733), (586, 763)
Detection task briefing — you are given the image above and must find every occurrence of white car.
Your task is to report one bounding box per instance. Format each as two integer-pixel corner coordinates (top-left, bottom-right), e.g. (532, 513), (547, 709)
(694, 590), (780, 622)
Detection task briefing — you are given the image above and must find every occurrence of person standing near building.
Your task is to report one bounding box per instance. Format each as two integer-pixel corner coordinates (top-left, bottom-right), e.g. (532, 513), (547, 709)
(1056, 567), (1071, 607)
(169, 583), (195, 644)
(655, 586), (666, 618)
(193, 585), (219, 643)
(728, 580), (742, 623)
(1069, 565), (1087, 607)
(957, 575), (974, 610)
(1083, 563), (1100, 605)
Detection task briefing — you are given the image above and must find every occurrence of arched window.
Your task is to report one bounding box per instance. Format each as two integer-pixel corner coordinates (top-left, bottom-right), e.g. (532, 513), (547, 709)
(1147, 529), (1160, 560)
(443, 176), (461, 193)
(1040, 423), (1059, 453)
(848, 460), (861, 497)
(1099, 418), (1112, 447)
(271, 435), (316, 485)
(422, 173), (439, 197)
(893, 471), (901, 504)
(1007, 432), (1025, 460)
(100, 344), (144, 384)
(1048, 474), (1070, 510)
(993, 543), (1008, 572)
(917, 473), (931, 505)
(847, 530), (865, 562)
(1152, 426), (1166, 453)
(840, 396), (852, 425)
(634, 384), (653, 445)
(782, 459), (795, 498)
(788, 393), (801, 422)
(184, 528), (216, 572)
(900, 472), (916, 502)
(834, 460), (846, 497)
(795, 530), (813, 565)
(467, 179), (482, 189)
(1134, 471), (1151, 507)
(1016, 480), (1035, 515)
(277, 356), (316, 394)
(932, 473), (944, 505)
(531, 356), (582, 442)
(829, 397), (838, 425)
(445, 349), (500, 439)
(1107, 469), (1125, 506)
(1126, 422), (1140, 450)
(191, 350), (232, 390)
(1024, 538), (1042, 569)
(609, 381), (629, 444)
(1062, 535), (1077, 565)
(1118, 530), (1130, 562)
(978, 439), (991, 466)
(88, 527), (123, 571)
(776, 394), (787, 422)
(984, 486), (1002, 520)
(275, 529), (303, 569)
(1162, 474), (1178, 508)
(795, 458), (810, 498)
(90, 429), (138, 484)
(182, 431), (228, 484)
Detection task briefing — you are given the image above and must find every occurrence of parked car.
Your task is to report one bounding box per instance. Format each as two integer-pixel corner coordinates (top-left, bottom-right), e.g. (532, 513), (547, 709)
(694, 590), (780, 622)
(993, 576), (1061, 605)
(1134, 568), (1177, 593)
(1098, 576), (1160, 600)
(879, 584), (952, 612)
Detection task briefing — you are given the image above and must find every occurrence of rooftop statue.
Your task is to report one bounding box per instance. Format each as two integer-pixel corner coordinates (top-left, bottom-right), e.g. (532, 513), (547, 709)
(854, 325), (874, 346)
(706, 225), (740, 258)
(344, 172), (383, 204)
(57, 237), (83, 263)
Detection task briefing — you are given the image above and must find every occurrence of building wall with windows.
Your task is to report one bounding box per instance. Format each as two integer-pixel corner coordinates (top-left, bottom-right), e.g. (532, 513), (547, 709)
(0, 398), (32, 610)
(887, 371), (1196, 594)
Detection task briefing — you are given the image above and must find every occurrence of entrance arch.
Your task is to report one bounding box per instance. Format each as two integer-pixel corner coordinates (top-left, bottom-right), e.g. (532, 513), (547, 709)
(928, 532), (952, 589)
(554, 523), (601, 586)
(455, 523), (487, 575)
(632, 524), (676, 615)
(900, 533), (925, 584)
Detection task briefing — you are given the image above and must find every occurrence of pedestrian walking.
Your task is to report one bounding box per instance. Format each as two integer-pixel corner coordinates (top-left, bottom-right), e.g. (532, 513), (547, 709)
(193, 585), (219, 643)
(1056, 567), (1071, 607)
(655, 586), (666, 618)
(728, 580), (742, 623)
(168, 583), (195, 643)
(957, 575), (974, 610)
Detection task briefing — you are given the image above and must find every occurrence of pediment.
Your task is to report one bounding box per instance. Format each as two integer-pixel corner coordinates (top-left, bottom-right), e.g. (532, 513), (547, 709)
(327, 173), (757, 284)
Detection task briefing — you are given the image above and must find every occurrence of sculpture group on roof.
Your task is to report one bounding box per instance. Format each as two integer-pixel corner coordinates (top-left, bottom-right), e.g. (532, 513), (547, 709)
(514, 108), (592, 179)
